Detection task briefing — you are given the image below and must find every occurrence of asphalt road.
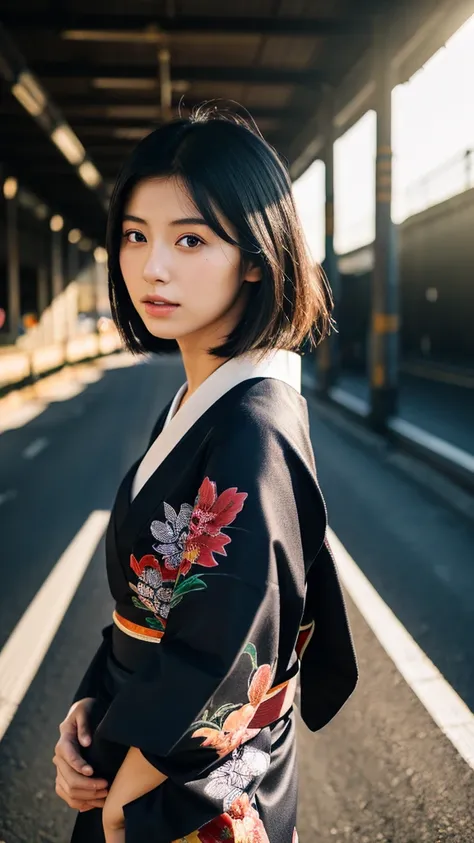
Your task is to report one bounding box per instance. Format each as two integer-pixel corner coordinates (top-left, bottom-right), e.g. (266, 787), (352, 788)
(0, 353), (472, 843)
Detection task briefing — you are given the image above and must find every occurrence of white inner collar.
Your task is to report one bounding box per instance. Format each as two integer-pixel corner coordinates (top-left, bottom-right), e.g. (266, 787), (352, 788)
(132, 349), (301, 501)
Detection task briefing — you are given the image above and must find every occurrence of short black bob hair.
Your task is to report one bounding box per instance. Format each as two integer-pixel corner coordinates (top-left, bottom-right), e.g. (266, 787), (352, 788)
(106, 107), (333, 358)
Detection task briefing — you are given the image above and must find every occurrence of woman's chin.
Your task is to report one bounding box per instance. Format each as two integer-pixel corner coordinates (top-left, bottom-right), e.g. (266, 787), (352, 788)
(140, 312), (182, 341)
(145, 324), (180, 341)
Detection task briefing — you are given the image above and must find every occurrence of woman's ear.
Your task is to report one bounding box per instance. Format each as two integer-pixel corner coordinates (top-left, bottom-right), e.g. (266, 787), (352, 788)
(243, 263), (262, 284)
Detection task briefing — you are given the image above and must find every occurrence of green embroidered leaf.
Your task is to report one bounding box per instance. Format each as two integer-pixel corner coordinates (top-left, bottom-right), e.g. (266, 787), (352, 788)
(170, 594), (183, 608)
(214, 703), (241, 730)
(212, 702), (240, 721)
(173, 575), (208, 597)
(191, 720), (220, 733)
(132, 596), (148, 611)
(145, 617), (165, 631)
(243, 642), (258, 670)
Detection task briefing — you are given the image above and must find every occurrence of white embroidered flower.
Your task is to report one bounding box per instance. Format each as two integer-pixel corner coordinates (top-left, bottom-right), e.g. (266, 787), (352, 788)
(204, 745), (270, 811)
(150, 501), (193, 569)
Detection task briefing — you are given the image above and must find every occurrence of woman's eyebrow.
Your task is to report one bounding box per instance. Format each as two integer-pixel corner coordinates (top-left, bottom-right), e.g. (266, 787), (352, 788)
(170, 217), (208, 226)
(123, 214), (147, 224)
(122, 214), (209, 226)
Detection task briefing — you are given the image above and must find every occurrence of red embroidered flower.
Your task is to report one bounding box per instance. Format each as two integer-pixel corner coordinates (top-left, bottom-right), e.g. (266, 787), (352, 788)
(192, 664), (272, 756)
(196, 795), (269, 843)
(197, 813), (234, 843)
(180, 477), (247, 576)
(129, 554), (177, 619)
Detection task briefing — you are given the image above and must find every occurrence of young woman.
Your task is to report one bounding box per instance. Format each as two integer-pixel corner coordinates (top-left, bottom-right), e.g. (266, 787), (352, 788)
(53, 111), (358, 843)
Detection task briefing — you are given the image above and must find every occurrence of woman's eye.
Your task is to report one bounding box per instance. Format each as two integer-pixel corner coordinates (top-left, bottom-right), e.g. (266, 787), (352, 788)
(177, 234), (203, 249)
(123, 230), (146, 244)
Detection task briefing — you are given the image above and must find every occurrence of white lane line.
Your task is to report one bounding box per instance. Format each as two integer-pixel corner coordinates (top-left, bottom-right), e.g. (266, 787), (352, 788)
(22, 437), (49, 460)
(0, 489), (18, 507)
(0, 510), (110, 743)
(329, 527), (474, 770)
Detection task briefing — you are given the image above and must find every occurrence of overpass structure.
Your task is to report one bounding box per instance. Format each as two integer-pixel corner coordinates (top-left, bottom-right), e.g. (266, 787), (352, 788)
(0, 0), (473, 434)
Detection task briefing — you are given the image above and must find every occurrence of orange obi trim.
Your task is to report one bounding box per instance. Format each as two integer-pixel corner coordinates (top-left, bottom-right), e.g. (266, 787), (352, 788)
(112, 610), (164, 642)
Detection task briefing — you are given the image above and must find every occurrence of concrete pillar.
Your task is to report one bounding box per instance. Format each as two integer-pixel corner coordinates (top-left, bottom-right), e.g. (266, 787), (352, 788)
(370, 18), (399, 429)
(51, 230), (63, 301)
(6, 188), (21, 342)
(319, 119), (340, 392)
(67, 239), (79, 287)
(51, 223), (67, 343)
(37, 252), (49, 317)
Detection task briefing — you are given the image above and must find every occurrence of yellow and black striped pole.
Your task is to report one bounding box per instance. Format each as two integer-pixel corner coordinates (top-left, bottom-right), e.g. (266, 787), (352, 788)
(370, 20), (399, 429)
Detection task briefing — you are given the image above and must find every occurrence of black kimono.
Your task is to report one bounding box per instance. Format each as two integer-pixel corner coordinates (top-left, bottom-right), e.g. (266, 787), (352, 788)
(70, 350), (357, 843)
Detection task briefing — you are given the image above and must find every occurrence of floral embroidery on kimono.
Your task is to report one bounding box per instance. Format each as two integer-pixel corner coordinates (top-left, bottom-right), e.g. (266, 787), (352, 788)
(204, 745), (270, 811)
(128, 477), (247, 630)
(152, 476), (247, 575)
(175, 791), (270, 843)
(191, 644), (272, 756)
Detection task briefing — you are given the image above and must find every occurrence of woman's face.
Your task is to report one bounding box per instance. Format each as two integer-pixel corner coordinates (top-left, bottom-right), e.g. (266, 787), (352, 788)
(119, 176), (260, 350)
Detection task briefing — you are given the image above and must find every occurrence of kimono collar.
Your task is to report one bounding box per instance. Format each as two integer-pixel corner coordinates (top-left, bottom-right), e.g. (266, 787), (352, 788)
(131, 348), (301, 501)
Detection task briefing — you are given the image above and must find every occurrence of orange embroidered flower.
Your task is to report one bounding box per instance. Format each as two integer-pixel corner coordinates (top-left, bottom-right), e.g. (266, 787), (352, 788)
(227, 794), (270, 843)
(180, 477), (247, 576)
(192, 664), (272, 756)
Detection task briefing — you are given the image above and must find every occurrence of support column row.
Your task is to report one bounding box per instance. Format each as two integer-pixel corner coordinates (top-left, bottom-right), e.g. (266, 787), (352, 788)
(318, 16), (400, 430)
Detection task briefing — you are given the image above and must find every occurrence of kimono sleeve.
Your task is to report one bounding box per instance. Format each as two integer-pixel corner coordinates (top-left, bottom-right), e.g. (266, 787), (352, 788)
(97, 412), (325, 778)
(71, 624), (113, 704)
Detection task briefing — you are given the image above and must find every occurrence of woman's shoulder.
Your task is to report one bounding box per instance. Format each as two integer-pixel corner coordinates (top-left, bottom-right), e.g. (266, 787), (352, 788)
(212, 377), (313, 464)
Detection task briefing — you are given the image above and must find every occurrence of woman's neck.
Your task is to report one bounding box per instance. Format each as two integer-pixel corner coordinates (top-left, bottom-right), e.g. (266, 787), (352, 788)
(177, 346), (230, 409)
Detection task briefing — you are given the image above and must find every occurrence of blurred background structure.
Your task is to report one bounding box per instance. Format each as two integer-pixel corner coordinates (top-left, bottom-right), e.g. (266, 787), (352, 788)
(0, 3), (473, 843)
(0, 0), (473, 466)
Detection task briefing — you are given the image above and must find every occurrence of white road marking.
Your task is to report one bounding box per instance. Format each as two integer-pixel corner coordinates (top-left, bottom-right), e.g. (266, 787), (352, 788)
(0, 510), (110, 743)
(22, 437), (48, 460)
(0, 489), (18, 507)
(329, 527), (474, 770)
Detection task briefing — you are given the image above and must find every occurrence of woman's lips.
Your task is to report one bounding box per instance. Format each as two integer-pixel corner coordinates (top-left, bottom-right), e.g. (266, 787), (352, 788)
(143, 300), (180, 317)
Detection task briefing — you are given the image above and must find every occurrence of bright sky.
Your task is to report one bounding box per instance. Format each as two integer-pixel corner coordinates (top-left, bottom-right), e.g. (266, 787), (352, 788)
(292, 12), (474, 257)
(292, 159), (326, 264)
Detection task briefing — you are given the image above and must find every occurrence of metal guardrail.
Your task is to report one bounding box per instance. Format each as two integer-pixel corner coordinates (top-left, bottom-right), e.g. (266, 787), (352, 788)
(0, 330), (122, 393)
(404, 148), (474, 218)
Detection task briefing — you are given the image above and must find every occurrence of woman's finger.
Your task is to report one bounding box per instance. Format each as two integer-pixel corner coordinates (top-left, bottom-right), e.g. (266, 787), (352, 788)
(55, 730), (95, 776)
(55, 780), (88, 811)
(53, 752), (108, 793)
(75, 709), (92, 748)
(55, 758), (108, 800)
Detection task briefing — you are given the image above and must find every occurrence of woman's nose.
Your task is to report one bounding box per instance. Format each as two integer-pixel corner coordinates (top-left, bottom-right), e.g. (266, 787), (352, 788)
(142, 244), (172, 284)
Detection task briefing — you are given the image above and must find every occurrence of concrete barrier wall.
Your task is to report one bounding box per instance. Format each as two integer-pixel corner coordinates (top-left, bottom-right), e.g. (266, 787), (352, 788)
(0, 330), (122, 391)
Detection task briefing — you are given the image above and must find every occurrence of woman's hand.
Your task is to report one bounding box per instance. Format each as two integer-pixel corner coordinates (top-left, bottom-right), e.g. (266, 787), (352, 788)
(53, 697), (109, 812)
